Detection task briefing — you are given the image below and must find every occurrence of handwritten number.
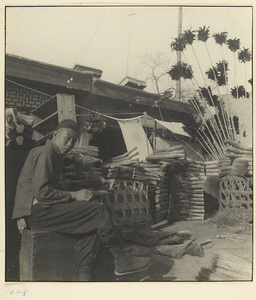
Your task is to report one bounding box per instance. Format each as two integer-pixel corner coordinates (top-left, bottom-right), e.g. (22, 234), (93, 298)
(6, 288), (28, 296)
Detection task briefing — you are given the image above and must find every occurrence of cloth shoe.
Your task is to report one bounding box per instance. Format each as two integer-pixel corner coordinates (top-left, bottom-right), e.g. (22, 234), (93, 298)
(110, 248), (151, 276)
(123, 245), (150, 257)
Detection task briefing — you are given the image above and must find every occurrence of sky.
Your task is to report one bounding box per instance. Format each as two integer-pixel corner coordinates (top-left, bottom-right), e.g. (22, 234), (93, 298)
(5, 5), (253, 94)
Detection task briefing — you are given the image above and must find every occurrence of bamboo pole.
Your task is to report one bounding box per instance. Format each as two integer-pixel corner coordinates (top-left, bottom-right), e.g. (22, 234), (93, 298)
(220, 47), (236, 141)
(181, 139), (206, 161)
(190, 98), (225, 157)
(196, 135), (216, 160)
(205, 42), (230, 139)
(190, 44), (227, 143)
(183, 51), (226, 153)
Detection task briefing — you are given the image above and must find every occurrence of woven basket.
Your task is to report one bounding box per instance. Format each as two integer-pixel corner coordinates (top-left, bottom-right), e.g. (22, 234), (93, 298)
(106, 180), (152, 226)
(219, 176), (253, 209)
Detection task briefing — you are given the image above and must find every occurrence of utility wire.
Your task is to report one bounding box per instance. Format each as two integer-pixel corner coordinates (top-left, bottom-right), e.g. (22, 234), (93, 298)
(79, 8), (106, 64)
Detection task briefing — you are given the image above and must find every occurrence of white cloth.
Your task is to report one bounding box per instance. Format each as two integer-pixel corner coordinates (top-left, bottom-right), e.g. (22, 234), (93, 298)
(155, 119), (190, 137)
(117, 117), (153, 161)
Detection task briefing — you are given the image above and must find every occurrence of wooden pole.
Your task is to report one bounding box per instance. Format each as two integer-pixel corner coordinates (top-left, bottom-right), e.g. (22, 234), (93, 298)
(176, 7), (182, 100)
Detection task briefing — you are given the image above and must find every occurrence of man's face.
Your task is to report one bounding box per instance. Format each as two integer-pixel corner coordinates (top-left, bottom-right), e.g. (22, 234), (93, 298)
(54, 128), (78, 155)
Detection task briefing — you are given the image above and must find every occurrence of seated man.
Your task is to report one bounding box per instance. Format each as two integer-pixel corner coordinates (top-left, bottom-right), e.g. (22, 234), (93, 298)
(12, 119), (150, 281)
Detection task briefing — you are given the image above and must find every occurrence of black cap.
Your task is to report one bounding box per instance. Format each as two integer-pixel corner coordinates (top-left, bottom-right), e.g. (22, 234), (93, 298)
(57, 119), (79, 133)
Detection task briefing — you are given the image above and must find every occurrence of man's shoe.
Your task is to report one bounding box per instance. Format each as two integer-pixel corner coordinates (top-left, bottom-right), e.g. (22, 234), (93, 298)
(111, 249), (151, 276)
(123, 245), (150, 257)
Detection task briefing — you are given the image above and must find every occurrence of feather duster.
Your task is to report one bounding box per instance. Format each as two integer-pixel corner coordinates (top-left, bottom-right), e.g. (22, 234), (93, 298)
(197, 26), (210, 42)
(238, 47), (252, 63)
(213, 32), (228, 45)
(183, 29), (196, 45)
(231, 85), (249, 98)
(227, 38), (240, 52)
(170, 36), (187, 52)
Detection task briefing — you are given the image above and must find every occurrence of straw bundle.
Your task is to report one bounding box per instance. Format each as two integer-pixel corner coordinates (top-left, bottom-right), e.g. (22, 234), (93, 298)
(205, 251), (252, 281)
(155, 239), (194, 259)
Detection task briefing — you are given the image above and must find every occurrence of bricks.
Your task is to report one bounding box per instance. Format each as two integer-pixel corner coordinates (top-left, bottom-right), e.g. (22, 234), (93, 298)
(20, 230), (78, 281)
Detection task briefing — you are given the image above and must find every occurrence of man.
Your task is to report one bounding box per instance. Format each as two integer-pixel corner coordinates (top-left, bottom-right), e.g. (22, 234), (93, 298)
(12, 119), (150, 281)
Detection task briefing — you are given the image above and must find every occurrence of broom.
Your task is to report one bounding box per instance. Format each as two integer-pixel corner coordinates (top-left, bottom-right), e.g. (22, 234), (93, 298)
(155, 239), (195, 259)
(185, 239), (213, 257)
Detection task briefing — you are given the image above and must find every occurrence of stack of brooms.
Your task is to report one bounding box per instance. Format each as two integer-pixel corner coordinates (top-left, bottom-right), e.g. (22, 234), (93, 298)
(179, 160), (206, 220)
(224, 139), (253, 177)
(145, 145), (187, 222)
(6, 107), (34, 148)
(218, 157), (232, 177)
(102, 147), (139, 179)
(204, 160), (219, 176)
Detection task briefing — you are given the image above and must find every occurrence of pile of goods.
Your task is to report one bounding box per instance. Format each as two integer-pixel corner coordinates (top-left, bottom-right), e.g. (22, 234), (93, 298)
(178, 160), (205, 220)
(144, 146), (187, 222)
(5, 108), (34, 148)
(205, 160), (220, 177)
(61, 145), (107, 192)
(218, 157), (232, 177)
(224, 139), (253, 177)
(102, 147), (139, 178)
(218, 140), (253, 209)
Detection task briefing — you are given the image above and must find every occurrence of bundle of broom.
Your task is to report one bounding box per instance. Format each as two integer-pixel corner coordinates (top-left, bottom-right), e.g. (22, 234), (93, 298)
(224, 139), (252, 177)
(204, 160), (220, 176)
(155, 174), (172, 222)
(6, 108), (34, 148)
(178, 160), (205, 220)
(133, 162), (162, 181)
(102, 147), (139, 169)
(156, 238), (213, 259)
(146, 145), (186, 163)
(218, 157), (232, 177)
(70, 145), (100, 158)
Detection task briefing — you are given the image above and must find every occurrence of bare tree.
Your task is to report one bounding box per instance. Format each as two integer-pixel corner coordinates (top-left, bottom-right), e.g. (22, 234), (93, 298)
(138, 51), (174, 94)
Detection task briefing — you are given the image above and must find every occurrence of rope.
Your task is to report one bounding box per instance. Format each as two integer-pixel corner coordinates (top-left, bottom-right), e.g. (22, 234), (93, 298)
(181, 139), (205, 161)
(75, 104), (144, 122)
(6, 79), (53, 98)
(77, 112), (142, 116)
(158, 105), (164, 121)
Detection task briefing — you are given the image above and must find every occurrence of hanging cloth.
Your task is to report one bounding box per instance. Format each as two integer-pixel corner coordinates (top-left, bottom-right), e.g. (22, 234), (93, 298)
(155, 119), (190, 137)
(117, 117), (153, 161)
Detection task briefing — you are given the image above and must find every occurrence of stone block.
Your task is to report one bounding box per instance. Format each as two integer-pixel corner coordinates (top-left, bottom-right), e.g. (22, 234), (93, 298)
(20, 230), (78, 281)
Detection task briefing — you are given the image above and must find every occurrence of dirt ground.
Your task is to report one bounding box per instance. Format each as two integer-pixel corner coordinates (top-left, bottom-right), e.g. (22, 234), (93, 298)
(116, 218), (253, 282)
(159, 220), (253, 281)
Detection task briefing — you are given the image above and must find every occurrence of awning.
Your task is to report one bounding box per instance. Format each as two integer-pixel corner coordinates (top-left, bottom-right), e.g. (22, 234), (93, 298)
(155, 119), (190, 137)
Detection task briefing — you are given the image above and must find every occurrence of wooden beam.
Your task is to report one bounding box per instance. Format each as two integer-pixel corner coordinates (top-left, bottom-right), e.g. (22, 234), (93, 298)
(6, 55), (93, 92)
(57, 94), (76, 122)
(92, 80), (193, 114)
(6, 54), (193, 115)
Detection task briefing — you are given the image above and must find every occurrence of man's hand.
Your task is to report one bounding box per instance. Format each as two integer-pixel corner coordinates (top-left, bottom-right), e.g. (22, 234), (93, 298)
(17, 218), (27, 234)
(71, 189), (93, 202)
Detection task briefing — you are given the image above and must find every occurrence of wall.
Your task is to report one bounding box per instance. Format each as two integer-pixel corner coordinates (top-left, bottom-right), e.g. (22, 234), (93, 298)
(5, 80), (50, 110)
